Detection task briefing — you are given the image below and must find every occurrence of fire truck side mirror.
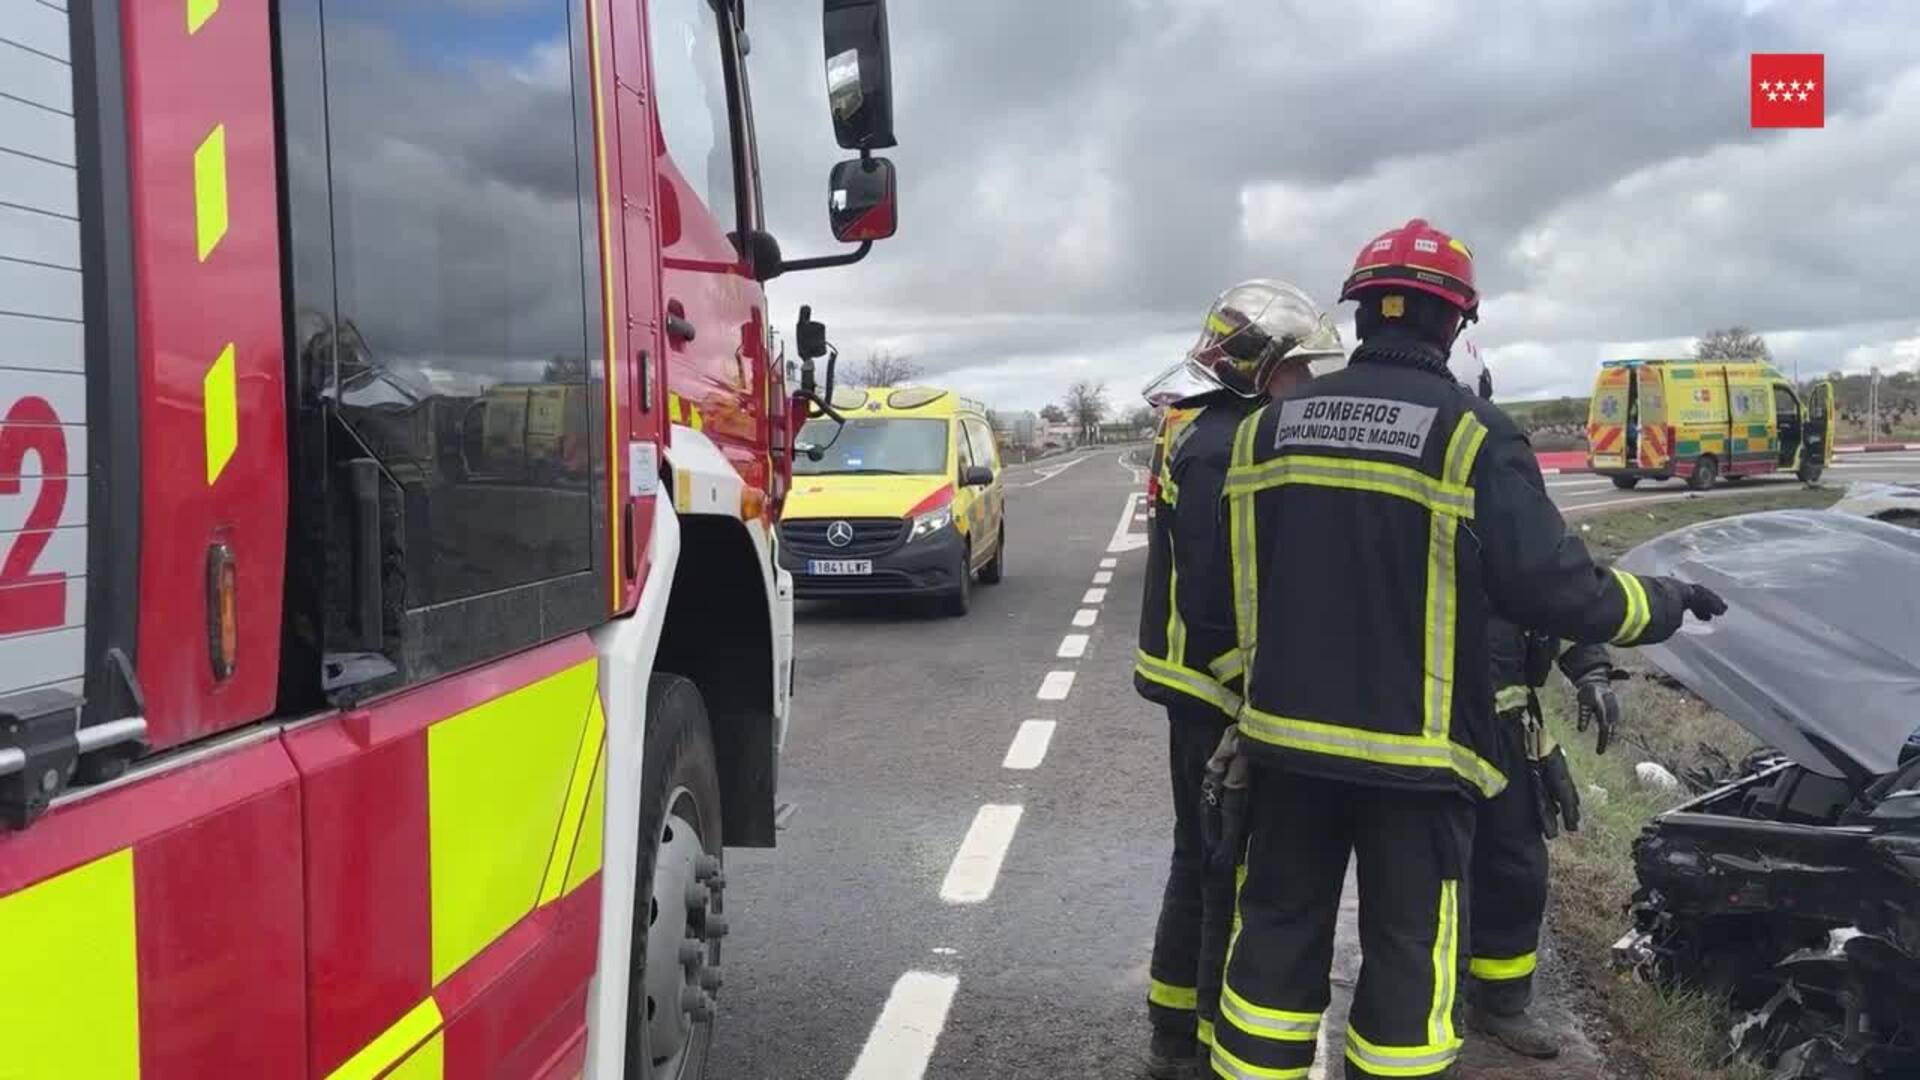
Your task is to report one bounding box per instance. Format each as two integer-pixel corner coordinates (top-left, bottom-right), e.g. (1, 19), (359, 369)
(796, 306), (828, 362)
(828, 157), (897, 243)
(791, 306), (843, 442)
(823, 0), (896, 151)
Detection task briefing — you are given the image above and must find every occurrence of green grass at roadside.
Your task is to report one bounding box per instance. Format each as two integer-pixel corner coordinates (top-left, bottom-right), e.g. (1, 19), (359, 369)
(1538, 489), (1849, 1079)
(1574, 485), (1842, 562)
(1541, 682), (1766, 1080)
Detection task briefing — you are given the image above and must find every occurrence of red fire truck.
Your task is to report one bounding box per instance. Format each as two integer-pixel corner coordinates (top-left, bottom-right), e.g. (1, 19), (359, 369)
(0, 1), (899, 1077)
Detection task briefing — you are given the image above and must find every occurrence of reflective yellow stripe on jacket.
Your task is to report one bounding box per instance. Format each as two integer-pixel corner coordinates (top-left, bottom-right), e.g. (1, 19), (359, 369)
(1135, 650), (1243, 716)
(1609, 567), (1652, 645)
(1226, 411), (1507, 799)
(1493, 684), (1531, 713)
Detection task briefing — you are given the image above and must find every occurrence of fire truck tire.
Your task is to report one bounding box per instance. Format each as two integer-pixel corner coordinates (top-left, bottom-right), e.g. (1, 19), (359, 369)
(942, 545), (973, 617)
(628, 675), (724, 1080)
(978, 526), (1006, 585)
(1610, 475), (1640, 491)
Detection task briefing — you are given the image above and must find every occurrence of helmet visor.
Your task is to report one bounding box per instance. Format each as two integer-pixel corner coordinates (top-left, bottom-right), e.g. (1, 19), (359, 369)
(1141, 356), (1221, 403)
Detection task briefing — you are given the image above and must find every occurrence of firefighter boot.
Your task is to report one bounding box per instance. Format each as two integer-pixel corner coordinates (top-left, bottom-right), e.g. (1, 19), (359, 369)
(1144, 1030), (1203, 1079)
(1467, 1004), (1562, 1059)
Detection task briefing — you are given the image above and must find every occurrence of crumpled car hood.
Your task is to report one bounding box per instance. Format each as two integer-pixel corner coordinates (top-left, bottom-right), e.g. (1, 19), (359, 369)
(1618, 509), (1920, 780)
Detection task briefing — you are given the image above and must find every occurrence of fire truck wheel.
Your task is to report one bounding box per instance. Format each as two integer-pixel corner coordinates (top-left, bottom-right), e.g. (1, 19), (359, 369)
(628, 674), (724, 1080)
(979, 526), (1006, 585)
(1610, 475), (1640, 490)
(943, 544), (973, 617)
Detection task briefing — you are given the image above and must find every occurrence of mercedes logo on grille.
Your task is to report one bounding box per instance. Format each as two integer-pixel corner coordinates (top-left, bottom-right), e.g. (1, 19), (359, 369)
(826, 520), (856, 548)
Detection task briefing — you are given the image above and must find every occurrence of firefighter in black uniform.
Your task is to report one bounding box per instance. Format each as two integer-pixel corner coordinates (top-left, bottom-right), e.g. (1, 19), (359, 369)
(1463, 366), (1626, 1059)
(1209, 219), (1726, 1080)
(1135, 280), (1347, 1079)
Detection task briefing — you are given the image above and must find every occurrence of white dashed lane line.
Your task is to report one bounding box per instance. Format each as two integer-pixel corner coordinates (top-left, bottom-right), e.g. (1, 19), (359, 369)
(845, 971), (961, 1080)
(852, 490), (1138, 1077)
(1037, 670), (1076, 699)
(1002, 720), (1057, 771)
(938, 804), (1024, 904)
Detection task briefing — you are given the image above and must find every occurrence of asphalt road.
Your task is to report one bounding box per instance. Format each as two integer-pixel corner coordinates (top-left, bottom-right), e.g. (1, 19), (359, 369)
(1548, 450), (1920, 513)
(707, 446), (1920, 1080)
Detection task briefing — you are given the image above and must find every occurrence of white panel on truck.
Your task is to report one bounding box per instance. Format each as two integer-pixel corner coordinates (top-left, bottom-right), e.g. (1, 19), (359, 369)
(1, 0), (87, 699)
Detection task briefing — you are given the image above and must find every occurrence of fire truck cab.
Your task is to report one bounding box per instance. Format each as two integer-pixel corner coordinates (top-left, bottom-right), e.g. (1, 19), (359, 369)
(0, 1), (900, 1078)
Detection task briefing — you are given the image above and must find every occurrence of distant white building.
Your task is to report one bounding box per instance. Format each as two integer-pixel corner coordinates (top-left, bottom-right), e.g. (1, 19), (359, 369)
(993, 410), (1040, 449)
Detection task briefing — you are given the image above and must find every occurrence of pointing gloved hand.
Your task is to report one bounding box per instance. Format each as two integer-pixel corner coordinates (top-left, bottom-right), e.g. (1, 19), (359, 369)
(1683, 583), (1728, 621)
(1574, 667), (1626, 755)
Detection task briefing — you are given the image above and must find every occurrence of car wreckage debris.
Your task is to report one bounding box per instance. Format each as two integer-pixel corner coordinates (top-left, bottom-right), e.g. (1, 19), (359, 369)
(1610, 509), (1920, 1079)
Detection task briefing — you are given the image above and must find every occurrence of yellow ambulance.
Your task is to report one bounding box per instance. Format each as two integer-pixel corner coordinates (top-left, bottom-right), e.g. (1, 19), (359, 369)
(780, 386), (1006, 615)
(1586, 359), (1836, 490)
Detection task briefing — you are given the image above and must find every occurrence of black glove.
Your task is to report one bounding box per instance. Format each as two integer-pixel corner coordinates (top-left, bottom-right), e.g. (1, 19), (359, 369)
(1531, 744), (1581, 838)
(1575, 668), (1624, 755)
(1201, 727), (1250, 876)
(1683, 583), (1728, 620)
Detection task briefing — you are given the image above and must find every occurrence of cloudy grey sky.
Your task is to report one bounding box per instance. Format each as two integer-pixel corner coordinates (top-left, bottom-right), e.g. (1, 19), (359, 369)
(742, 0), (1920, 413)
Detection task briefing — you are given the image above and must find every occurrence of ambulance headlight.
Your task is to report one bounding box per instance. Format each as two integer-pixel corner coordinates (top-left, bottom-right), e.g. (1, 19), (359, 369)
(907, 505), (954, 543)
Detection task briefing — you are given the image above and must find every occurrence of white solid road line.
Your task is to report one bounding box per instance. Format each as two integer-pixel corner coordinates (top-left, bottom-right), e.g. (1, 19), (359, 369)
(845, 970), (961, 1080)
(1058, 633), (1089, 659)
(1083, 588), (1108, 604)
(1002, 720), (1057, 770)
(1100, 557), (1117, 569)
(1008, 453), (1095, 489)
(1092, 570), (1114, 585)
(939, 804), (1024, 904)
(1038, 670), (1076, 699)
(1107, 492), (1149, 553)
(1073, 608), (1099, 627)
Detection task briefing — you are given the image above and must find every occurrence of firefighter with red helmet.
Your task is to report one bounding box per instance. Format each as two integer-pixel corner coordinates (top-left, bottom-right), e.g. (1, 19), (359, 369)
(1209, 220), (1726, 1079)
(1134, 280), (1345, 1078)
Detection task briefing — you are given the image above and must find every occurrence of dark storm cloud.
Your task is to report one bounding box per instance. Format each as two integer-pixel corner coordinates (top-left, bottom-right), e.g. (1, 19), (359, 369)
(740, 0), (1920, 410)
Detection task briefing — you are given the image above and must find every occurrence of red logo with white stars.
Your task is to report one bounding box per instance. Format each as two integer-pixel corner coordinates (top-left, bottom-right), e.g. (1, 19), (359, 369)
(1751, 53), (1824, 128)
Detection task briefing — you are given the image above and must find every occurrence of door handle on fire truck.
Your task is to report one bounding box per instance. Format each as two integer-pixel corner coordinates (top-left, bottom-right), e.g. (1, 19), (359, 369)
(666, 314), (697, 343)
(0, 716), (148, 779)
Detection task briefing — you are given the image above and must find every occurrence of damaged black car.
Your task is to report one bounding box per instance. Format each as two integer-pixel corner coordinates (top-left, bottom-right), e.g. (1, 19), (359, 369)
(1610, 508), (1920, 1080)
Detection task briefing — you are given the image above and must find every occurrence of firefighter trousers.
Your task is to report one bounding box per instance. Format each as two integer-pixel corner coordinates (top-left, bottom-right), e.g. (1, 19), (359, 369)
(1148, 700), (1234, 1043)
(1468, 709), (1547, 1016)
(1213, 769), (1475, 1080)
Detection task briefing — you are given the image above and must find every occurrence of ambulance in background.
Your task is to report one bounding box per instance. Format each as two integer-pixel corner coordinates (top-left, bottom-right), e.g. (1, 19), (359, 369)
(1587, 359), (1836, 490)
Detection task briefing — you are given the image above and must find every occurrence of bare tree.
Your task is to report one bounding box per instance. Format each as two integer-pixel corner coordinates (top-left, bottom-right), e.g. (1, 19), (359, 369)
(1039, 403), (1069, 424)
(1694, 327), (1772, 362)
(852, 349), (919, 387)
(1063, 380), (1109, 442)
(1125, 404), (1155, 432)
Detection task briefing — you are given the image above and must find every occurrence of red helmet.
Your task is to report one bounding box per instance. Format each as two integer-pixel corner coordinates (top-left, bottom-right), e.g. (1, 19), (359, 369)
(1339, 218), (1479, 322)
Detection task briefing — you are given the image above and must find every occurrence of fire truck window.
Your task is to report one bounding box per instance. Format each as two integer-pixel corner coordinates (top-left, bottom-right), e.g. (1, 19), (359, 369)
(309, 0), (599, 609)
(650, 0), (740, 226)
